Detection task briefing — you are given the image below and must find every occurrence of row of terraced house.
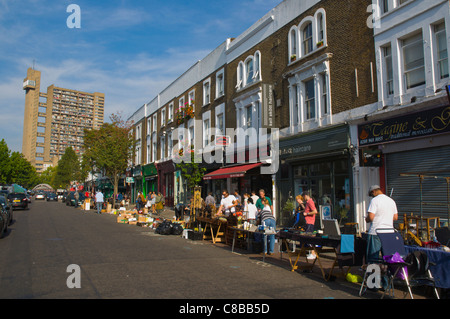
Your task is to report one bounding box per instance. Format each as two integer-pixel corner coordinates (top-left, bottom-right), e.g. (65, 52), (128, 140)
(126, 0), (450, 231)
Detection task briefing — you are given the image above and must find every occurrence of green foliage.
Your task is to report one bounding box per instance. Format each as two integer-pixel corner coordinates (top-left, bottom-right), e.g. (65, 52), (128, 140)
(83, 113), (135, 206)
(8, 151), (38, 189)
(0, 139), (38, 189)
(176, 151), (206, 194)
(53, 147), (81, 189)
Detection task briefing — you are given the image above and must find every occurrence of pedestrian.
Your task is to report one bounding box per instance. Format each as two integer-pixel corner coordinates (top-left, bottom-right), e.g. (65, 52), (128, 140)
(233, 190), (242, 210)
(302, 192), (317, 233)
(293, 195), (306, 228)
(256, 197), (276, 255)
(242, 193), (250, 216)
(150, 192), (156, 214)
(246, 197), (258, 225)
(136, 191), (144, 212)
(255, 189), (273, 213)
(251, 191), (259, 208)
(95, 190), (104, 214)
(155, 192), (164, 215)
(217, 189), (237, 217)
(205, 192), (215, 207)
(302, 191), (318, 260)
(74, 190), (79, 208)
(365, 185), (398, 262)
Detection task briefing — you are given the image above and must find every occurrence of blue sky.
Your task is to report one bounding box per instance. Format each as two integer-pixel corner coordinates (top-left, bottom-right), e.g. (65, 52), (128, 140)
(0, 0), (281, 153)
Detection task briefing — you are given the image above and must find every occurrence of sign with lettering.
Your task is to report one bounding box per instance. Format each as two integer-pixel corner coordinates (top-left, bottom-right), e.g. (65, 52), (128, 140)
(358, 105), (450, 146)
(279, 125), (349, 159)
(262, 83), (274, 128)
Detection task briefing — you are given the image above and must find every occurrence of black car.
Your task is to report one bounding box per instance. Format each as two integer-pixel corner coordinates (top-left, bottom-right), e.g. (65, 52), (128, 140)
(0, 195), (13, 226)
(7, 193), (29, 210)
(46, 193), (58, 201)
(0, 206), (7, 238)
(65, 191), (76, 206)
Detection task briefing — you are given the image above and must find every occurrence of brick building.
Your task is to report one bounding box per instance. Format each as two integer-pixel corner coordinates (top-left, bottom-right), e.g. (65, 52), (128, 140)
(128, 0), (379, 227)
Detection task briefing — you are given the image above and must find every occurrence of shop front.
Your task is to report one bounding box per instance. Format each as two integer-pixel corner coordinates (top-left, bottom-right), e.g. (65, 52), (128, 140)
(277, 124), (352, 228)
(131, 165), (143, 204)
(357, 103), (450, 224)
(157, 160), (175, 208)
(142, 163), (158, 197)
(203, 162), (273, 206)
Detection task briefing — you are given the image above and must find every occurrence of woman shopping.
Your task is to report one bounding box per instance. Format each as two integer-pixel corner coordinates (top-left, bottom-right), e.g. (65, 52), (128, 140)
(256, 197), (276, 255)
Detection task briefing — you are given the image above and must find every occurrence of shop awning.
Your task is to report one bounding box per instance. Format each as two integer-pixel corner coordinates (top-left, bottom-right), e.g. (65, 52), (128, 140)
(203, 163), (263, 180)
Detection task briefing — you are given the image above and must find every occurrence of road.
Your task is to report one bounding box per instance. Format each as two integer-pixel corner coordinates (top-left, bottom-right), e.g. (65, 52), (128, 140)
(0, 199), (372, 303)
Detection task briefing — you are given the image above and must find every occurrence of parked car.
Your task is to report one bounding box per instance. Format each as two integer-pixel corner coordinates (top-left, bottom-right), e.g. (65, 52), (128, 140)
(0, 206), (7, 238)
(26, 193), (32, 203)
(0, 195), (13, 226)
(35, 192), (45, 200)
(7, 193), (29, 210)
(46, 193), (58, 201)
(65, 191), (76, 206)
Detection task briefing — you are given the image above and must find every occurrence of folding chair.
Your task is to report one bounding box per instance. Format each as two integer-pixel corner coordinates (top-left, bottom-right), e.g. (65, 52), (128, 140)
(377, 228), (440, 299)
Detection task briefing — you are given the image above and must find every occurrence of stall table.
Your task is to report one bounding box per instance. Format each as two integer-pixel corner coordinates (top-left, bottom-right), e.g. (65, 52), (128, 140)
(197, 216), (227, 244)
(405, 245), (450, 289)
(229, 226), (275, 262)
(277, 231), (350, 281)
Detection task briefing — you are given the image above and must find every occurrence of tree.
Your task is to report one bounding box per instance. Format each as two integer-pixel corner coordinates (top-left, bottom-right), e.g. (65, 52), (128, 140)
(0, 139), (11, 184)
(83, 113), (135, 208)
(38, 166), (58, 189)
(7, 152), (38, 189)
(54, 147), (81, 189)
(176, 149), (206, 199)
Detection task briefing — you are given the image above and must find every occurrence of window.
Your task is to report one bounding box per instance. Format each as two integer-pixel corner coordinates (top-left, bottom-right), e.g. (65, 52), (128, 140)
(179, 96), (185, 110)
(383, 46), (394, 95)
(146, 137), (151, 163)
(189, 125), (194, 148)
(236, 62), (244, 89)
(147, 118), (151, 135)
(161, 108), (166, 127)
(167, 132), (173, 159)
(152, 114), (157, 132)
(188, 90), (195, 110)
(152, 134), (157, 162)
(168, 103), (174, 123)
(317, 13), (324, 43)
(245, 58), (254, 85)
(292, 84), (300, 126)
(136, 124), (141, 140)
(216, 69), (225, 98)
(381, 0), (389, 13)
(203, 119), (210, 148)
(435, 23), (449, 80)
(290, 28), (298, 60)
(160, 136), (165, 160)
(203, 80), (210, 105)
(302, 23), (313, 55)
(304, 79), (315, 120)
(216, 113), (224, 136)
(402, 32), (425, 89)
(321, 74), (328, 115)
(236, 52), (262, 90)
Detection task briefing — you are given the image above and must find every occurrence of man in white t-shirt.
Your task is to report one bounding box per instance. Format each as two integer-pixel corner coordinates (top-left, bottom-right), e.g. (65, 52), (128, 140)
(365, 185), (398, 261)
(218, 190), (237, 217)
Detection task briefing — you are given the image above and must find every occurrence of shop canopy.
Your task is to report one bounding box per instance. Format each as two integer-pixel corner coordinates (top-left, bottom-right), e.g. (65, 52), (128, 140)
(203, 163), (262, 180)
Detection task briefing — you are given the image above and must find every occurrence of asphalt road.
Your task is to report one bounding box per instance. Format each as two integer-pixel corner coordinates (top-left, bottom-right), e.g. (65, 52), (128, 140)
(0, 199), (372, 303)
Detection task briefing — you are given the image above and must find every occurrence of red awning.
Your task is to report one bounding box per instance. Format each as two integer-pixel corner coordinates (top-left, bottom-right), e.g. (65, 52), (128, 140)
(203, 163), (263, 180)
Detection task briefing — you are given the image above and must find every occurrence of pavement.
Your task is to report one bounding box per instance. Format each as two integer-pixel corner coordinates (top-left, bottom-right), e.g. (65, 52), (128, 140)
(78, 204), (436, 299)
